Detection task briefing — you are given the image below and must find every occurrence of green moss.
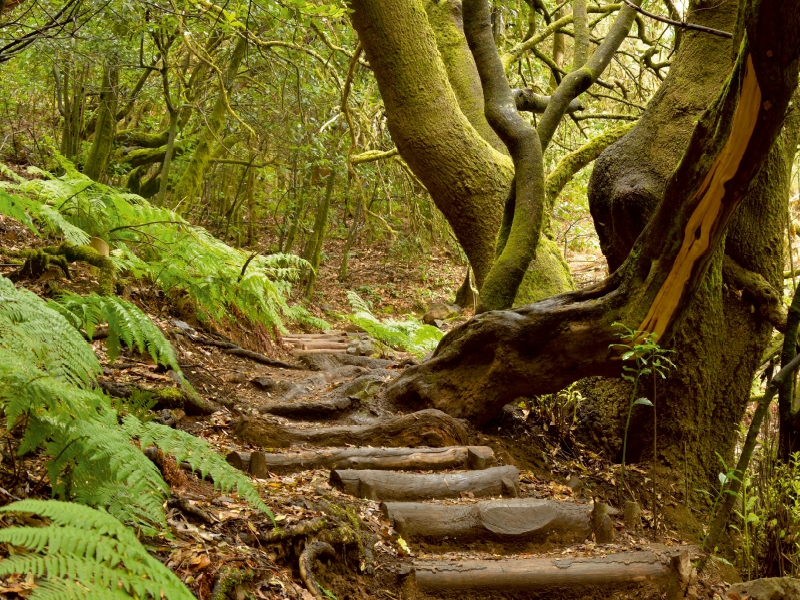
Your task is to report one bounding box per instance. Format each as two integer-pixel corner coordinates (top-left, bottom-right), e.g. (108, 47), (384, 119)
(5, 243), (115, 295)
(513, 237), (575, 306)
(211, 567), (254, 600)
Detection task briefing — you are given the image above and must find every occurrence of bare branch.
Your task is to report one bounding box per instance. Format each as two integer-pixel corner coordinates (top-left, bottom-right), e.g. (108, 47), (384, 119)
(620, 0), (732, 39)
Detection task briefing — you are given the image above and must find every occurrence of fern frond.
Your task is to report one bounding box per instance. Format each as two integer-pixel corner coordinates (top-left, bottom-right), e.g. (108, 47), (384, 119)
(123, 416), (274, 522)
(0, 500), (194, 599)
(49, 293), (180, 370)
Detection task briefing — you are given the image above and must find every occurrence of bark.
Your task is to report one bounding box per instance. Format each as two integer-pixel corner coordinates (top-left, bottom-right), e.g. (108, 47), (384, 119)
(233, 408), (469, 449)
(381, 498), (593, 545)
(172, 36), (248, 206)
(299, 542), (335, 600)
(349, 0), (512, 288)
(779, 283), (800, 458)
(226, 446), (495, 475)
(408, 550), (694, 592)
(330, 465), (519, 500)
(381, 0), (800, 493)
(84, 63), (119, 181)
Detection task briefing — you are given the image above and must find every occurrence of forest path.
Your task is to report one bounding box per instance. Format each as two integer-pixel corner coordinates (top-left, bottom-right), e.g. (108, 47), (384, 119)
(204, 335), (701, 600)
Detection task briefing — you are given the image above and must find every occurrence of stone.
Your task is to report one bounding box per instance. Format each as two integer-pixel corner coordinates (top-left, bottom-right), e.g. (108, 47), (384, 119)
(727, 577), (800, 600)
(624, 500), (643, 532)
(423, 303), (460, 325)
(432, 319), (444, 329)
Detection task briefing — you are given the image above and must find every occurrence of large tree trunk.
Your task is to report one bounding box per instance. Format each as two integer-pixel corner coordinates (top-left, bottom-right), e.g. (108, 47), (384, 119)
(382, 0), (800, 487)
(583, 0), (799, 488)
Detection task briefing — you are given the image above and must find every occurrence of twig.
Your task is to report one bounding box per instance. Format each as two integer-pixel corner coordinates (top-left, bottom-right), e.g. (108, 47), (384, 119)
(299, 541), (336, 599)
(620, 0), (732, 38)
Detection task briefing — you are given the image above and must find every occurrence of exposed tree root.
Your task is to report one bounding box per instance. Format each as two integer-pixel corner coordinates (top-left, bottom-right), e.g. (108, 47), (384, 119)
(233, 409), (469, 449)
(299, 541), (336, 599)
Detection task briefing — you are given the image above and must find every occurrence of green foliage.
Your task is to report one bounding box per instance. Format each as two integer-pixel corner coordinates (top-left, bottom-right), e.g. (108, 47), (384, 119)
(0, 500), (194, 599)
(346, 291), (443, 357)
(0, 158), (327, 334)
(522, 383), (584, 449)
(610, 323), (676, 502)
(49, 292), (180, 369)
(0, 275), (272, 534)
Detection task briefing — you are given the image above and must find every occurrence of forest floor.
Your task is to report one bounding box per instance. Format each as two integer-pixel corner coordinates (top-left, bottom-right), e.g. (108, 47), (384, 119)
(0, 215), (739, 600)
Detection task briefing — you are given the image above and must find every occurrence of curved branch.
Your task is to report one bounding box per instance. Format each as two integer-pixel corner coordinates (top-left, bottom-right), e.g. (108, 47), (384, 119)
(464, 0), (545, 312)
(513, 89), (584, 113)
(537, 0), (642, 151)
(299, 541), (336, 599)
(621, 0), (733, 39)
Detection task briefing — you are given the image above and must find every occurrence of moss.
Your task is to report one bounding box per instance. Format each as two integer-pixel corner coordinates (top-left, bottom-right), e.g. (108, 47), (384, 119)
(211, 567), (254, 600)
(84, 65), (119, 182)
(5, 243), (115, 294)
(513, 237), (575, 306)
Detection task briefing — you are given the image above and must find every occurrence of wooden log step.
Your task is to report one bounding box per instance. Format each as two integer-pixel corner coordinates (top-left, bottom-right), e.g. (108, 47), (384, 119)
(234, 408), (469, 449)
(407, 549), (695, 594)
(381, 498), (593, 546)
(289, 341), (351, 351)
(330, 465), (519, 501)
(292, 348), (349, 355)
(226, 446), (495, 475)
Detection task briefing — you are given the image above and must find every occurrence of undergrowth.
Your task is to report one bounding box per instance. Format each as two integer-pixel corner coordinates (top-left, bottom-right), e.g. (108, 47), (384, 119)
(0, 275), (273, 535)
(0, 499), (194, 598)
(0, 155), (326, 334)
(345, 290), (443, 357)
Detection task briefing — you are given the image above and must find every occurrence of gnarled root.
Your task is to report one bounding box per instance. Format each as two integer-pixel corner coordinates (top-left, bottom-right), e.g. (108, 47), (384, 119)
(299, 541), (336, 599)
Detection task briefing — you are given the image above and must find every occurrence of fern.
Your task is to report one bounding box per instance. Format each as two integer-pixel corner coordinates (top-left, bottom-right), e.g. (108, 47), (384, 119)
(0, 500), (194, 599)
(49, 292), (180, 370)
(346, 291), (443, 357)
(0, 156), (327, 334)
(0, 275), (273, 533)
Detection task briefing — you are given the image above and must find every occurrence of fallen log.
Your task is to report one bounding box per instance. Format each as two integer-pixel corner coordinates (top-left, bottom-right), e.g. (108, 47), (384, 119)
(234, 409), (469, 449)
(381, 498), (593, 546)
(408, 550), (694, 592)
(330, 465), (519, 501)
(225, 446), (495, 475)
(98, 379), (217, 415)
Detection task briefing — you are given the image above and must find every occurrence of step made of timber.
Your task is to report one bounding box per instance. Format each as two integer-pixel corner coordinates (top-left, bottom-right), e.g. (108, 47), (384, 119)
(405, 549), (695, 594)
(330, 465), (520, 501)
(227, 446), (495, 476)
(381, 498), (593, 546)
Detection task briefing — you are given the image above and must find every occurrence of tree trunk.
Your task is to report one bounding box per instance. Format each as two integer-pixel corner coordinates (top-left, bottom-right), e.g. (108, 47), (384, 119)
(84, 63), (119, 181)
(171, 36), (248, 206)
(381, 0), (800, 489)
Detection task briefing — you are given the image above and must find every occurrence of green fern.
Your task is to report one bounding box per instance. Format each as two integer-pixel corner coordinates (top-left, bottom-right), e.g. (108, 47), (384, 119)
(0, 155), (327, 334)
(0, 500), (194, 599)
(346, 291), (443, 357)
(0, 275), (273, 533)
(49, 293), (180, 370)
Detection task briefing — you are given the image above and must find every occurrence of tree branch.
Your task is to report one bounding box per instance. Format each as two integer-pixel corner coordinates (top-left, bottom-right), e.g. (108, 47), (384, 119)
(620, 0), (732, 39)
(513, 89), (584, 113)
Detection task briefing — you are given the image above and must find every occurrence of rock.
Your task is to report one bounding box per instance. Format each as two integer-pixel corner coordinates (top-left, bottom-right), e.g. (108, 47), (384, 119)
(727, 577), (800, 600)
(423, 303), (460, 325)
(347, 338), (377, 357)
(623, 500), (642, 532)
(432, 319), (444, 329)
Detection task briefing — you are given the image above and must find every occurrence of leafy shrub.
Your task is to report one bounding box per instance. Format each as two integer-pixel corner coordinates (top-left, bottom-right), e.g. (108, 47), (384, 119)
(0, 156), (327, 333)
(346, 291), (443, 357)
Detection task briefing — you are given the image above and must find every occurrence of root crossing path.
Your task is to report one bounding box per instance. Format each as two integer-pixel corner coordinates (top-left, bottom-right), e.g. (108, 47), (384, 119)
(222, 345), (698, 600)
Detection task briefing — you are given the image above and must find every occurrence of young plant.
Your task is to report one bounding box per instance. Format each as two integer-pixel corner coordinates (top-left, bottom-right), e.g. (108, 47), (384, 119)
(610, 323), (675, 504)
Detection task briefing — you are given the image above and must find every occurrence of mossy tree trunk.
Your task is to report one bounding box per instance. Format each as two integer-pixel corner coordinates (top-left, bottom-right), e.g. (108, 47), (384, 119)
(84, 62), (119, 181)
(383, 0), (800, 487)
(171, 36), (248, 206)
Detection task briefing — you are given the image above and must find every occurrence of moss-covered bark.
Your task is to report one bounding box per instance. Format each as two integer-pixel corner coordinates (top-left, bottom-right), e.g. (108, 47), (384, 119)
(171, 36), (248, 206)
(581, 0), (798, 490)
(84, 64), (119, 181)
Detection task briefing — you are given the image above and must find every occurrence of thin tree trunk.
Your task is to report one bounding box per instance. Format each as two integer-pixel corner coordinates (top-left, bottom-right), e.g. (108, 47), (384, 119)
(84, 63), (119, 181)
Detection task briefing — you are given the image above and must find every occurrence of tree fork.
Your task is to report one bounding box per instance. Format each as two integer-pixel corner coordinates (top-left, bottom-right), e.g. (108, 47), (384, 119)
(383, 0), (800, 425)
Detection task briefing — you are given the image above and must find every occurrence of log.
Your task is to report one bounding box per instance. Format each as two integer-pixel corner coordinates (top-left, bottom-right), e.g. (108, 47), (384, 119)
(258, 397), (353, 418)
(409, 550), (694, 592)
(381, 498), (592, 546)
(330, 465), (519, 501)
(292, 348), (347, 355)
(290, 341), (350, 350)
(234, 409), (469, 449)
(225, 446), (496, 475)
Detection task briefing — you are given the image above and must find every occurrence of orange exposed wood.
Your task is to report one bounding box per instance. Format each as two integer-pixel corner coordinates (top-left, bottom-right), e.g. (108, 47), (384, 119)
(639, 54), (762, 339)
